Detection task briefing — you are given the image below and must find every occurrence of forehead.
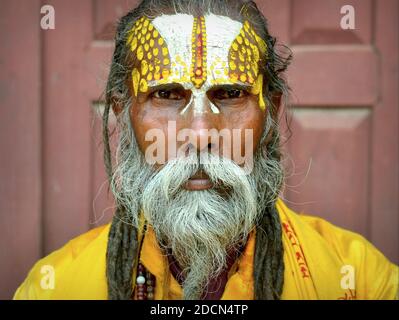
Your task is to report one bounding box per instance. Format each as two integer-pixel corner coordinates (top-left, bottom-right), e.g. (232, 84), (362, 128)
(127, 13), (267, 95)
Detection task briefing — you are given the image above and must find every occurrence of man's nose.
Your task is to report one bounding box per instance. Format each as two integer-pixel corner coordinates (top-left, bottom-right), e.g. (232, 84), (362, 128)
(181, 92), (220, 153)
(189, 117), (218, 153)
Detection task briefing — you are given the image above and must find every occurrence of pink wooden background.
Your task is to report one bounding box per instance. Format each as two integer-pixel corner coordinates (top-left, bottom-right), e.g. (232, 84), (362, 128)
(0, 0), (398, 299)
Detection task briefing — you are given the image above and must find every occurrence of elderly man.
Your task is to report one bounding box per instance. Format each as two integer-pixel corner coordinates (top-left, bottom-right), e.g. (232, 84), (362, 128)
(14, 0), (397, 300)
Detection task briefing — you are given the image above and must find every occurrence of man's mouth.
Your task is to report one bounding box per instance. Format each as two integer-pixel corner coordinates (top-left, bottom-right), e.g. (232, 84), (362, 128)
(183, 169), (213, 191)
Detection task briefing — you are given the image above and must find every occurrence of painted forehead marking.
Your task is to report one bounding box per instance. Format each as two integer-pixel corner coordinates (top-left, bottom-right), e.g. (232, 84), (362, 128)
(127, 14), (268, 110)
(127, 16), (171, 96)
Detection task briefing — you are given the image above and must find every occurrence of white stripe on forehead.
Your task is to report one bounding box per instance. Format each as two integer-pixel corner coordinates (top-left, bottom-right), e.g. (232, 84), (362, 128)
(151, 13), (243, 89)
(152, 14), (193, 84)
(205, 14), (242, 84)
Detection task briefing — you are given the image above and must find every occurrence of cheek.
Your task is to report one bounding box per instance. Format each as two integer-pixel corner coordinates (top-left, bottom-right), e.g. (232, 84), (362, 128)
(130, 101), (179, 161)
(221, 99), (265, 158)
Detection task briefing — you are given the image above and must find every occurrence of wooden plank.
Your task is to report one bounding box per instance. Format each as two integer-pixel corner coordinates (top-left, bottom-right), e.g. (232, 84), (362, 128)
(291, 0), (372, 44)
(42, 0), (92, 253)
(0, 0), (42, 299)
(285, 108), (371, 237)
(288, 47), (378, 106)
(370, 0), (399, 263)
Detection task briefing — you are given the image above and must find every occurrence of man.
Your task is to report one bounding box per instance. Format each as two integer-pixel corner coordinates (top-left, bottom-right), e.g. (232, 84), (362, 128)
(14, 0), (398, 300)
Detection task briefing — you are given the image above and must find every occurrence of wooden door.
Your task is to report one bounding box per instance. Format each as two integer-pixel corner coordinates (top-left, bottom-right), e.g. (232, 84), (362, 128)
(0, 0), (397, 299)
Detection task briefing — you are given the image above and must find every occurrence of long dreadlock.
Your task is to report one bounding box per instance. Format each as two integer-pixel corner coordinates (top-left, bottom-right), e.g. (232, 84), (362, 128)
(103, 0), (292, 300)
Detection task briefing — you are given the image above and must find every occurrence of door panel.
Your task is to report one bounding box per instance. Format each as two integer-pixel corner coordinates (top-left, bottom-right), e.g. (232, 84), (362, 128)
(1, 0), (397, 299)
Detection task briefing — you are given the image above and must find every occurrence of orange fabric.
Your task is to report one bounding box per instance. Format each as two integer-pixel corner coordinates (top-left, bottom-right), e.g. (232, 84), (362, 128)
(14, 199), (398, 300)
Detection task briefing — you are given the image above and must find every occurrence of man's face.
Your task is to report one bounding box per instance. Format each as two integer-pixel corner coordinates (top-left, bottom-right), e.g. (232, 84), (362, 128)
(112, 13), (282, 299)
(127, 14), (268, 190)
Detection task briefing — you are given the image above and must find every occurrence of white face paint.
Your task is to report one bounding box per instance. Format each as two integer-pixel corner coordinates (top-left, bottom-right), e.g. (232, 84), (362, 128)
(151, 13), (242, 116)
(128, 13), (267, 114)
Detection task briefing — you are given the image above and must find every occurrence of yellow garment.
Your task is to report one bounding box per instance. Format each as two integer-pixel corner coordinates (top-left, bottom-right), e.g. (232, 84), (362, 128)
(14, 199), (398, 300)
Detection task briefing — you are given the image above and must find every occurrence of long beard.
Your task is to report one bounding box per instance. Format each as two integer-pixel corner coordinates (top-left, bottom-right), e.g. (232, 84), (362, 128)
(111, 116), (283, 299)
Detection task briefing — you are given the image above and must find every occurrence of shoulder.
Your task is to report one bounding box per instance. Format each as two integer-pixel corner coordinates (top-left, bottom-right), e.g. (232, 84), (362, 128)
(276, 198), (398, 299)
(13, 224), (111, 300)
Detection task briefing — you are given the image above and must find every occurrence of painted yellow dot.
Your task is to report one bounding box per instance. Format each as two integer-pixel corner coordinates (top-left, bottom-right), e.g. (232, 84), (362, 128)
(149, 39), (155, 47)
(127, 32), (134, 44)
(240, 74), (247, 82)
(142, 27), (147, 35)
(146, 33), (151, 40)
(162, 69), (170, 78)
(231, 73), (238, 81)
(162, 47), (168, 56)
(158, 38), (164, 45)
(163, 58), (170, 65)
(140, 37), (145, 44)
(252, 64), (259, 76)
(232, 42), (239, 51)
(154, 72), (161, 80)
(141, 60), (148, 75)
(144, 43), (149, 51)
(137, 45), (144, 60)
(147, 52), (153, 60)
(153, 47), (159, 56)
(149, 64), (154, 71)
(244, 38), (250, 46)
(153, 30), (159, 38)
(237, 36), (243, 44)
(130, 37), (138, 51)
(239, 52), (245, 62)
(138, 33), (142, 40)
(229, 61), (237, 70)
(139, 78), (148, 92)
(239, 64), (245, 72)
(143, 19), (149, 27)
(148, 24), (154, 31)
(131, 68), (140, 96)
(147, 72), (153, 81)
(253, 47), (259, 61)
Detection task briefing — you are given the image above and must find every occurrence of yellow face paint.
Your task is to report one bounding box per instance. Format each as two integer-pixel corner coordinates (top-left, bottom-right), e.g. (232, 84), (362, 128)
(126, 14), (268, 112)
(126, 16), (171, 94)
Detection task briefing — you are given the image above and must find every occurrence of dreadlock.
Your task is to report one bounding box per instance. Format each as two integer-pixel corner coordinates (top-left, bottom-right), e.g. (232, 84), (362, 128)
(103, 0), (291, 300)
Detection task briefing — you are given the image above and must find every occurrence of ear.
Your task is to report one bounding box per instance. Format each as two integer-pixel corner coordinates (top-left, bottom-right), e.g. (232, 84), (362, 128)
(111, 91), (125, 116)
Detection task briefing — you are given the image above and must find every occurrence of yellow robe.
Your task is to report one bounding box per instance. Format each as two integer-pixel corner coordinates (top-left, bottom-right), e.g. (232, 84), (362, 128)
(14, 199), (398, 300)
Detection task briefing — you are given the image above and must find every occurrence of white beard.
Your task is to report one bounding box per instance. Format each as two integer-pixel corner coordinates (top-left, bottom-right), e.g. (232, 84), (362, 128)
(111, 111), (283, 299)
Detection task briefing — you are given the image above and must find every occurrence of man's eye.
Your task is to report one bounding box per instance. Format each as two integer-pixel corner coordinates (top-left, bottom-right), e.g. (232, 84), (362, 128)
(152, 89), (183, 100)
(214, 89), (247, 99)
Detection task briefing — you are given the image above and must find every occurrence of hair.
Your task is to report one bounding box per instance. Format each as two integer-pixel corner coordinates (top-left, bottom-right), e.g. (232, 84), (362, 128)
(103, 0), (292, 300)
